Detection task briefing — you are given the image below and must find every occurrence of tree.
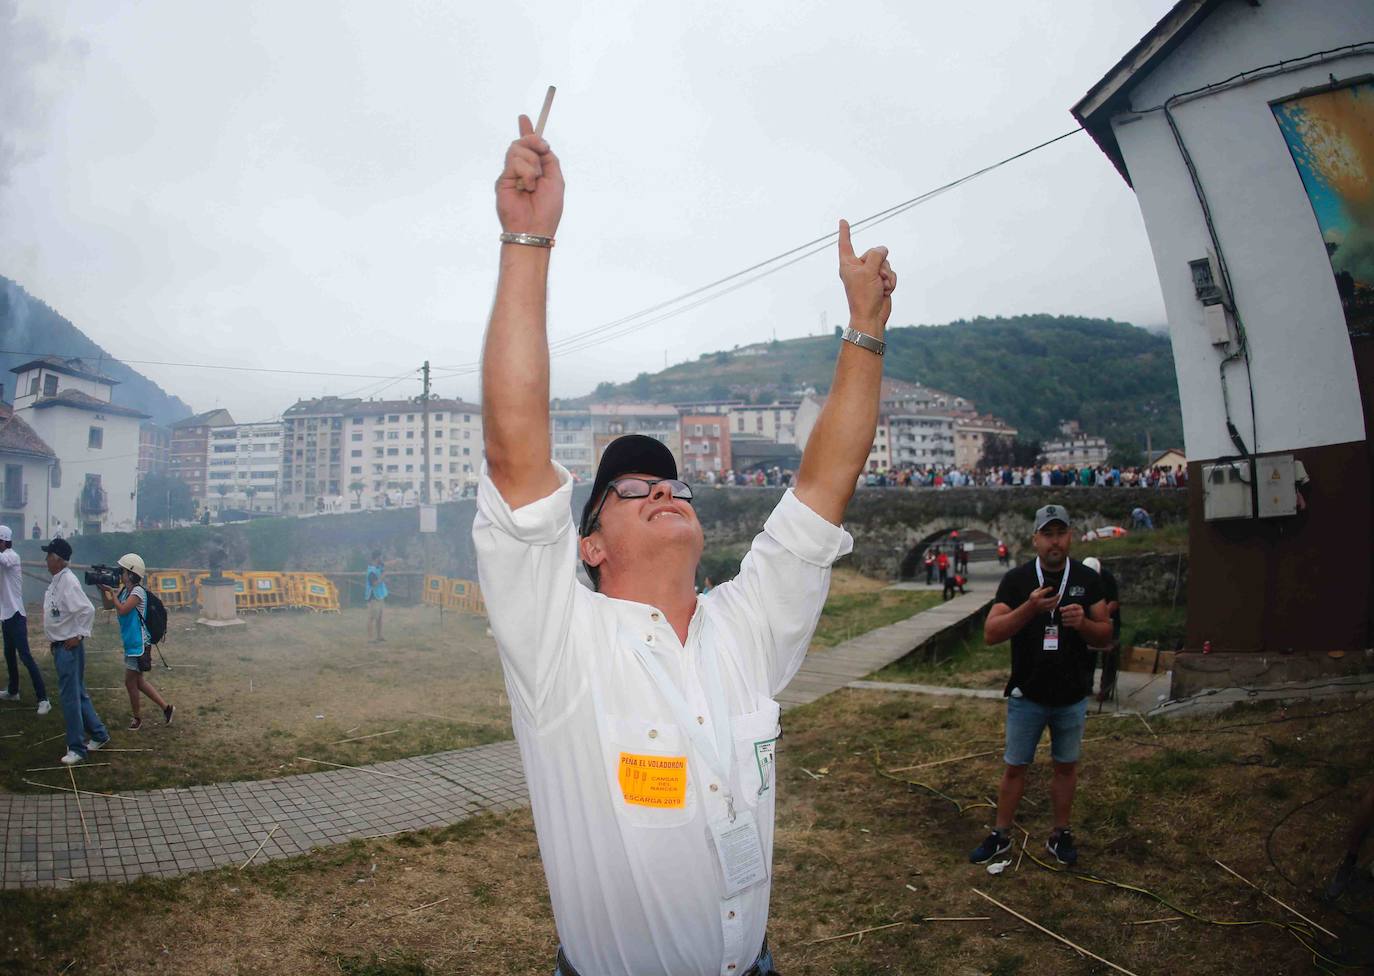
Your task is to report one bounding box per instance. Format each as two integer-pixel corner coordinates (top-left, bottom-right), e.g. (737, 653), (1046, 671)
(349, 481), (365, 509)
(1108, 443), (1143, 469)
(136, 473), (195, 525)
(979, 433), (1015, 468)
(244, 485), (257, 511)
(1011, 439), (1042, 467)
(215, 483), (230, 513)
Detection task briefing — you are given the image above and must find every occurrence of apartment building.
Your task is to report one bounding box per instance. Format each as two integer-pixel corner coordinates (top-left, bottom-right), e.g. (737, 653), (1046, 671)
(726, 401), (799, 444)
(954, 415), (1019, 469)
(137, 423), (170, 479)
(590, 403), (681, 468)
(1041, 420), (1109, 467)
(345, 399), (483, 508)
(888, 413), (957, 467)
(207, 421), (284, 512)
(679, 413), (731, 477)
(551, 408), (595, 479)
(170, 408), (235, 502)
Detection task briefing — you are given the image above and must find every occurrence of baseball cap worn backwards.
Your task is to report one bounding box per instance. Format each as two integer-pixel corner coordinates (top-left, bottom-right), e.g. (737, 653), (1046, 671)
(1034, 505), (1071, 533)
(42, 538), (73, 561)
(580, 434), (679, 536)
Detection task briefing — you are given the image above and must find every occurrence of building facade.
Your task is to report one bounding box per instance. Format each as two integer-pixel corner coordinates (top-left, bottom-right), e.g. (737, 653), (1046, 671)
(679, 413), (732, 478)
(1041, 421), (1109, 467)
(954, 415), (1019, 469)
(1072, 0), (1373, 661)
(170, 408), (235, 503)
(10, 357), (146, 534)
(0, 403), (56, 539)
(888, 413), (956, 468)
(726, 402), (800, 444)
(207, 421), (284, 512)
(344, 399), (483, 509)
(550, 408), (595, 480)
(137, 423), (170, 479)
(590, 404), (681, 469)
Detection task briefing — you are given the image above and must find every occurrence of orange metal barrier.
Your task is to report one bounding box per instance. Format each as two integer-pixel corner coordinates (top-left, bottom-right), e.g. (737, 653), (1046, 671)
(146, 571), (191, 610)
(284, 572), (341, 612)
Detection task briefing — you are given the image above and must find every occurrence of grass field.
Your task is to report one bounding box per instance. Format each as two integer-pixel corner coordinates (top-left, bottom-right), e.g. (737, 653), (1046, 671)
(1076, 522), (1188, 557)
(3, 686), (1369, 975)
(0, 604), (512, 795)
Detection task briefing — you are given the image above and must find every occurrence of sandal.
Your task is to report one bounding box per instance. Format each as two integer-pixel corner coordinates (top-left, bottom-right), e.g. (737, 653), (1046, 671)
(129, 717), (143, 731)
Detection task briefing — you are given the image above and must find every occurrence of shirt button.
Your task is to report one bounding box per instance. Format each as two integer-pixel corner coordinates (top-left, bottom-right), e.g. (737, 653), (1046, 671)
(648, 729), (658, 739)
(696, 715), (705, 725)
(727, 966), (736, 972)
(645, 634), (655, 645)
(709, 783), (719, 792)
(727, 910), (736, 919)
(650, 611), (660, 621)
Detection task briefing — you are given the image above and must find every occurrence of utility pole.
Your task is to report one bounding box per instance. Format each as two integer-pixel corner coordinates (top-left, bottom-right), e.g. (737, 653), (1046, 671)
(420, 360), (432, 504)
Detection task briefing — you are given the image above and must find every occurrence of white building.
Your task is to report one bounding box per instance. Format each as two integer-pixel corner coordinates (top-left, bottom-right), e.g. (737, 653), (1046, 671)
(726, 402), (799, 444)
(10, 357), (146, 534)
(346, 398), (482, 509)
(0, 403), (57, 540)
(1071, 0), (1372, 658)
(889, 413), (956, 467)
(590, 403), (681, 468)
(550, 408), (595, 479)
(207, 421), (284, 512)
(1041, 421), (1109, 467)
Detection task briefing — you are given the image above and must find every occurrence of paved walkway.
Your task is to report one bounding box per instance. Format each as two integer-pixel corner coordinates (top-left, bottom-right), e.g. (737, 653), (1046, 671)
(2, 588), (991, 889)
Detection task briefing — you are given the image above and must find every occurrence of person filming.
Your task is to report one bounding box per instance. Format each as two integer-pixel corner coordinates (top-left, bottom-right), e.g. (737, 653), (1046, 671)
(99, 553), (174, 731)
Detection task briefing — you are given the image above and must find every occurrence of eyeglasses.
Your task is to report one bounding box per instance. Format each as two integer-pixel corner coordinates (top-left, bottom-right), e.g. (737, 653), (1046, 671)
(585, 477), (693, 532)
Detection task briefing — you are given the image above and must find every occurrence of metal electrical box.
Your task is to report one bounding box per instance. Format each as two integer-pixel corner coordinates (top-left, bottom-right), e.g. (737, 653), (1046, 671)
(1256, 454), (1297, 519)
(1203, 461), (1253, 521)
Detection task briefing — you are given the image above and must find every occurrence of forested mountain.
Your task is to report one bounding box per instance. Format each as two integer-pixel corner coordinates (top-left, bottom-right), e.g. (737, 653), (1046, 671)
(0, 276), (192, 426)
(584, 314), (1183, 456)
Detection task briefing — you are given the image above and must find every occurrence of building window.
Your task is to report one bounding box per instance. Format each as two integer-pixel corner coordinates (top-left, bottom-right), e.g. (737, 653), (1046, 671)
(351, 450), (362, 458)
(43, 374), (58, 397)
(88, 427), (103, 449)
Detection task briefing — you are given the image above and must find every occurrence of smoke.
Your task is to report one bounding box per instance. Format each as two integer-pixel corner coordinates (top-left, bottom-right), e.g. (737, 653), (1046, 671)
(0, 1), (86, 191)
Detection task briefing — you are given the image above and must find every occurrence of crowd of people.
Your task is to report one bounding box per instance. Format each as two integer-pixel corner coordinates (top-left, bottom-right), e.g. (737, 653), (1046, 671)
(861, 462), (1188, 489)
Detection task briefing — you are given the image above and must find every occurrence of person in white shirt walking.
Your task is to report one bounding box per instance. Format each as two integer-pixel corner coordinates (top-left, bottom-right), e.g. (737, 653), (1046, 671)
(475, 113), (895, 976)
(41, 538), (109, 764)
(0, 524), (50, 714)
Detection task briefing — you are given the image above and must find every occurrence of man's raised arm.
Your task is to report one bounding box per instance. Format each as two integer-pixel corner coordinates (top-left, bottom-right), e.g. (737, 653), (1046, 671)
(794, 220), (896, 525)
(481, 114), (566, 508)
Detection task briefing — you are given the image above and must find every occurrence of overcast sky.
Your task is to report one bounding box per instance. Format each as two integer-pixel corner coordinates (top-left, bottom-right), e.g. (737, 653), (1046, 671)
(1, 0), (1173, 421)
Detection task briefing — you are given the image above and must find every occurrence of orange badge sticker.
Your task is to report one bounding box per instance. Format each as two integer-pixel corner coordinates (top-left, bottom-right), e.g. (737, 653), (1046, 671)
(618, 752), (688, 808)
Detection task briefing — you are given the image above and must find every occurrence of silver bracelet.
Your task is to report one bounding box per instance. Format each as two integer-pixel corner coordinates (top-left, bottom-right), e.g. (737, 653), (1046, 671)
(500, 232), (555, 248)
(841, 326), (885, 356)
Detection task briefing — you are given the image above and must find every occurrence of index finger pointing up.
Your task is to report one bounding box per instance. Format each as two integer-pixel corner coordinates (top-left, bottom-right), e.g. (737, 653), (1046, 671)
(838, 219), (855, 261)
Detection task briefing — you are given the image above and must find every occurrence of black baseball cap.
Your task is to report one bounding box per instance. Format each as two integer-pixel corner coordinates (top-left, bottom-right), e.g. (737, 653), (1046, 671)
(580, 434), (679, 536)
(42, 538), (73, 560)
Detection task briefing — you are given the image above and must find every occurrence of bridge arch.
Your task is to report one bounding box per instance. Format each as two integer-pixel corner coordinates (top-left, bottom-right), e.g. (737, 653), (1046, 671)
(896, 525), (1004, 580)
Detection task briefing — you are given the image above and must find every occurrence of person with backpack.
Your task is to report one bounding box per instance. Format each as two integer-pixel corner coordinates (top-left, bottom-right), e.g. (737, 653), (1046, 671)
(98, 553), (173, 730)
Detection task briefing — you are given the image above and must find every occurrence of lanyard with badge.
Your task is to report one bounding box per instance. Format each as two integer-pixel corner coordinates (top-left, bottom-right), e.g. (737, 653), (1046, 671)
(631, 635), (769, 897)
(1034, 557), (1071, 652)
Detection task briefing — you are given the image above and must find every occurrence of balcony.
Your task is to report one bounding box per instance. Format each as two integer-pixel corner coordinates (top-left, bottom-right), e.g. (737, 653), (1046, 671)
(79, 485), (108, 515)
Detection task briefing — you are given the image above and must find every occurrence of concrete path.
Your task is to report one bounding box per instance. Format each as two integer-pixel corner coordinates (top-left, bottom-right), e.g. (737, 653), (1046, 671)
(2, 588), (993, 889)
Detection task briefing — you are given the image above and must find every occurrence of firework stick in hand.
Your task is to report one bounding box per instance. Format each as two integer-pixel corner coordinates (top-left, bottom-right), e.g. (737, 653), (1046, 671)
(516, 86), (557, 192)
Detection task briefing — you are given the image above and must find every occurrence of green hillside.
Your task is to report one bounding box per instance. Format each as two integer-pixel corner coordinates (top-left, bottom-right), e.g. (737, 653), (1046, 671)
(585, 314), (1183, 459)
(1, 276), (192, 426)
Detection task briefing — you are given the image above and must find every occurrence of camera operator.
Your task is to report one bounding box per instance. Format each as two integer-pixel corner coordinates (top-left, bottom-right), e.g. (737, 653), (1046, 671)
(42, 538), (110, 765)
(98, 554), (173, 731)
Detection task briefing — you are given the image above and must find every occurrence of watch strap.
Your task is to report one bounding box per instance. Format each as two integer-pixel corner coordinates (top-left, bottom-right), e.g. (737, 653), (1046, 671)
(841, 326), (885, 356)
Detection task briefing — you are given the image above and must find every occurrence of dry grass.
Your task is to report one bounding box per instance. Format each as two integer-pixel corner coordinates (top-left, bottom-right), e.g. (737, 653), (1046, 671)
(3, 686), (1370, 975)
(0, 604), (511, 794)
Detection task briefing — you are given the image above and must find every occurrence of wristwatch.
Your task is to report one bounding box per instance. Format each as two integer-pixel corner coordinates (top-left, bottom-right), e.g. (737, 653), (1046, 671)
(841, 326), (885, 356)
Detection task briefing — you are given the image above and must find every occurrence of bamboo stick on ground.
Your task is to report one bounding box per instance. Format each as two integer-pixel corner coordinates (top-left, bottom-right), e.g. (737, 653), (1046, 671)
(1127, 917), (1184, 926)
(1136, 712), (1156, 737)
(889, 749), (1000, 772)
(973, 888), (1141, 976)
(331, 729), (399, 745)
(380, 896), (451, 921)
(22, 778), (135, 801)
(923, 917), (990, 922)
(69, 765), (90, 846)
(804, 921), (907, 945)
(296, 757), (423, 783)
(239, 824), (281, 871)
(27, 763), (110, 772)
(1213, 858), (1338, 940)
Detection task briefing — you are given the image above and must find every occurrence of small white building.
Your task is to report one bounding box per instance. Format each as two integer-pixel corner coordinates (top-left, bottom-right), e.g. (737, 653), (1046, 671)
(1071, 0), (1373, 659)
(889, 413), (956, 467)
(1041, 421), (1110, 467)
(589, 403), (681, 469)
(550, 408), (595, 479)
(10, 357), (147, 534)
(726, 401), (800, 444)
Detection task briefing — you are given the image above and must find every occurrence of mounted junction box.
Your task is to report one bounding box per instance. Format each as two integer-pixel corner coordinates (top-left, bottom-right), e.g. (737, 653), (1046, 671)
(1203, 460), (1252, 521)
(1204, 303), (1233, 345)
(1256, 454), (1297, 518)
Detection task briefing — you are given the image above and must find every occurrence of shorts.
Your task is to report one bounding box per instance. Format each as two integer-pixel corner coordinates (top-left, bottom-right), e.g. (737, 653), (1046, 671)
(123, 654), (143, 672)
(1003, 694), (1088, 766)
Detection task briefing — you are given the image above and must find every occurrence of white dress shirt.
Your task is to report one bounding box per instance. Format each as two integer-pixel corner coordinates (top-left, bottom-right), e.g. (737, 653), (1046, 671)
(0, 548), (24, 620)
(474, 463), (852, 976)
(43, 567), (95, 643)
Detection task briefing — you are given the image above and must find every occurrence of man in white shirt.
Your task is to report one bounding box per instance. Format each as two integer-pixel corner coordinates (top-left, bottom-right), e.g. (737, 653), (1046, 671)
(0, 525), (49, 714)
(41, 538), (109, 765)
(474, 114), (895, 976)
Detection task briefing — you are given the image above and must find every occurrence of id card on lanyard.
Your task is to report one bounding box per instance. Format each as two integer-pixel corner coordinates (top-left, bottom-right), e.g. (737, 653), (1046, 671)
(632, 632), (769, 896)
(1035, 558), (1070, 653)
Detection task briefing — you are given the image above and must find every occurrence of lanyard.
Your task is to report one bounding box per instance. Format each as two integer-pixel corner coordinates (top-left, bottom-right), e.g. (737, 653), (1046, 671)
(631, 625), (738, 821)
(1034, 558), (1071, 622)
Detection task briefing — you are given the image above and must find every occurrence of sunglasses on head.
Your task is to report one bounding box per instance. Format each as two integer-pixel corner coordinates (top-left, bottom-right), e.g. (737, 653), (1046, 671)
(585, 477), (693, 532)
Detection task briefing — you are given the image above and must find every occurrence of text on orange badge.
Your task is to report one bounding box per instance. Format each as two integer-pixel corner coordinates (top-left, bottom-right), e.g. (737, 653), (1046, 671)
(618, 752), (688, 808)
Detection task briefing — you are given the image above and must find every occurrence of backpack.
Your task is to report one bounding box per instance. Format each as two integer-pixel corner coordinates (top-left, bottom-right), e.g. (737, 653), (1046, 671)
(136, 589), (168, 645)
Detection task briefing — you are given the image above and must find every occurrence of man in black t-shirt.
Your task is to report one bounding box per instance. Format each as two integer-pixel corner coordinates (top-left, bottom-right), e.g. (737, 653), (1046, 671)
(969, 504), (1111, 868)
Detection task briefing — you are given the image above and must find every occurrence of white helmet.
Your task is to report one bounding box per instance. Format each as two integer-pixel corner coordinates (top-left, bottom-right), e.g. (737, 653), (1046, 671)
(1082, 557), (1102, 575)
(117, 553), (147, 579)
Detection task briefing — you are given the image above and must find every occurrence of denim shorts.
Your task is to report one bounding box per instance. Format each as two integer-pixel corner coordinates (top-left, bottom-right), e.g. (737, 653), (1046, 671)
(1003, 694), (1088, 766)
(123, 654), (143, 672)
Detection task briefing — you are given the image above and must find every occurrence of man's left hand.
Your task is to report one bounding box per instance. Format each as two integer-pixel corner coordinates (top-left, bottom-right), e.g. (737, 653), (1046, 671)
(1059, 603), (1086, 630)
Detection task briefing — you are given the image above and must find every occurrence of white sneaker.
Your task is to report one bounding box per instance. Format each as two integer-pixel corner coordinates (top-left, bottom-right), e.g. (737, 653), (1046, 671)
(36, 700), (51, 716)
(0, 691), (19, 702)
(59, 750), (83, 765)
(85, 737), (108, 752)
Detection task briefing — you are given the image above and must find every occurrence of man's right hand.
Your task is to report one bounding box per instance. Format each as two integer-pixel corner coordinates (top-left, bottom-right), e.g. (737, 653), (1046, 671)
(1024, 586), (1060, 616)
(495, 114), (564, 238)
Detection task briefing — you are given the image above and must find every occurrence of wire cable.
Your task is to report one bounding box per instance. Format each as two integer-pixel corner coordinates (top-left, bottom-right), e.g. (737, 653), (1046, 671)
(430, 127), (1085, 378)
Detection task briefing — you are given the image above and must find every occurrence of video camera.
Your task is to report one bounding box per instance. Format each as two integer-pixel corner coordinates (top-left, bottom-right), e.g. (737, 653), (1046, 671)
(84, 564), (123, 588)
